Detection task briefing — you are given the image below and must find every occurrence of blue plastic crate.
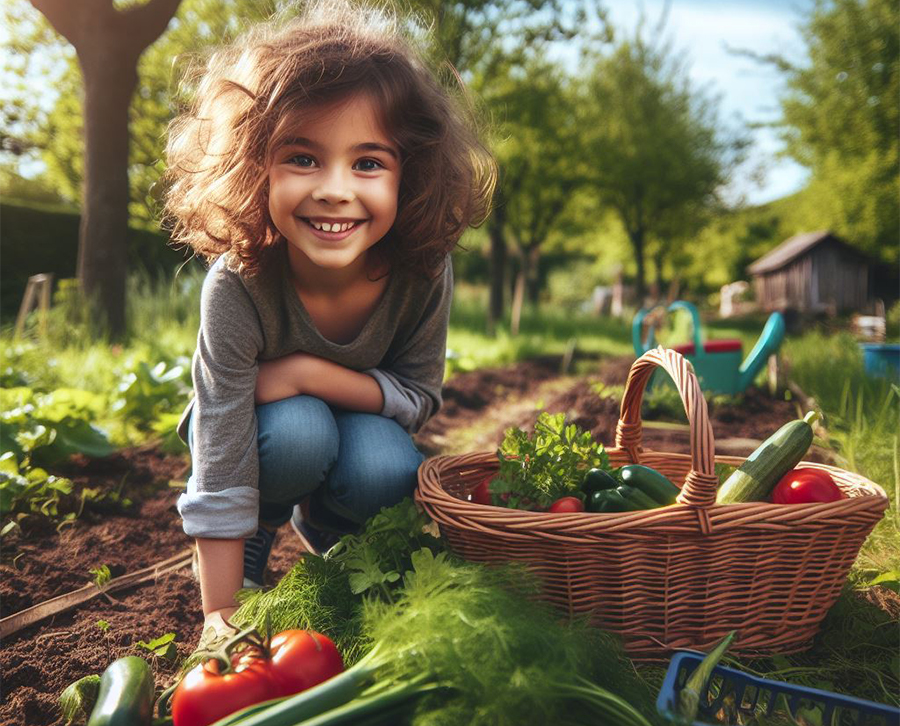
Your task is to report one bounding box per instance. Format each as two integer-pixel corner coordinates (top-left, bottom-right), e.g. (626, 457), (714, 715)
(657, 652), (900, 726)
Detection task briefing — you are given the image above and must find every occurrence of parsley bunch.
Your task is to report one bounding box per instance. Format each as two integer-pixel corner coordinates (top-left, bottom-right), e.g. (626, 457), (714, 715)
(490, 412), (610, 510)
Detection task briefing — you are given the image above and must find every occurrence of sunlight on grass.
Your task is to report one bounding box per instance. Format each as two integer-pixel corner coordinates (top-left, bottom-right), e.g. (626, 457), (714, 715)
(446, 297), (633, 377)
(782, 332), (899, 573)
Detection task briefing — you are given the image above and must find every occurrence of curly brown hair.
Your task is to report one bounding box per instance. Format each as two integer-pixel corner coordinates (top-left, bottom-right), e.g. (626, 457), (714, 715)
(162, 0), (496, 278)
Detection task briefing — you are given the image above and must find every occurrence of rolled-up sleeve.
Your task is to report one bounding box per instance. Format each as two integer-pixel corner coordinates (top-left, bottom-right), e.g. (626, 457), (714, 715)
(177, 263), (264, 539)
(364, 260), (453, 433)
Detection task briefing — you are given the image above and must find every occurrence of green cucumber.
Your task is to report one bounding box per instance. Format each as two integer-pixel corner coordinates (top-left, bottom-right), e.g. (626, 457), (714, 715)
(87, 656), (154, 726)
(619, 465), (681, 505)
(716, 411), (819, 504)
(587, 489), (634, 513)
(581, 468), (618, 496)
(616, 484), (660, 510)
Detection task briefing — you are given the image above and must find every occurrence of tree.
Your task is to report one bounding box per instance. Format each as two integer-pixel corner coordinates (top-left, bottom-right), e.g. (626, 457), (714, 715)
(24, 0), (183, 338)
(427, 0), (609, 333)
(486, 58), (585, 333)
(578, 29), (743, 301)
(763, 0), (898, 264)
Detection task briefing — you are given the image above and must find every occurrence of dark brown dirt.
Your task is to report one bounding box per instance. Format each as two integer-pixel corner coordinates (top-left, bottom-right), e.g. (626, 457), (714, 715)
(0, 354), (866, 725)
(416, 353), (818, 462)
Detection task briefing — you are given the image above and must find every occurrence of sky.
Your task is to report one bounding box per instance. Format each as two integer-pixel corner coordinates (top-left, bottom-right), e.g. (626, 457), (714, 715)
(553, 0), (815, 205)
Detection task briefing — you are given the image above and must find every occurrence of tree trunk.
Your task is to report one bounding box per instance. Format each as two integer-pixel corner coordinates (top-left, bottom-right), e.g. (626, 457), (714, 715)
(31, 0), (183, 340)
(525, 246), (540, 308)
(629, 226), (647, 303)
(487, 200), (507, 336)
(510, 263), (526, 337)
(653, 248), (665, 302)
(510, 247), (533, 337)
(76, 55), (137, 338)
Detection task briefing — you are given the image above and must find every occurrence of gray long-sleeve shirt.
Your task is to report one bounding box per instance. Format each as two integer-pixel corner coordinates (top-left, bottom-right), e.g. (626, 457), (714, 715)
(177, 243), (452, 538)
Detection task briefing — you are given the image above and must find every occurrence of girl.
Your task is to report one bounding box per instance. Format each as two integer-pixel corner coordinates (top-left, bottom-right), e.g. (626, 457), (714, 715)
(163, 0), (495, 634)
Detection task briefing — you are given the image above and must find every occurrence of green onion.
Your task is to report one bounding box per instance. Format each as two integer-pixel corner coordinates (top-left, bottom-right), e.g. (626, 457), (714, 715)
(678, 631), (736, 722)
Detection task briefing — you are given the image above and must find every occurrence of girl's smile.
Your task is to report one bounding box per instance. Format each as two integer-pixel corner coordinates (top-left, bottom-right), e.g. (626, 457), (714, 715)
(299, 216), (367, 241)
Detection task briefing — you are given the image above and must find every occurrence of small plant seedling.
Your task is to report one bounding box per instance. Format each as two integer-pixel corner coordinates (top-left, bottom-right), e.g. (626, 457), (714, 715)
(135, 632), (178, 661)
(96, 619), (113, 660)
(90, 564), (112, 588)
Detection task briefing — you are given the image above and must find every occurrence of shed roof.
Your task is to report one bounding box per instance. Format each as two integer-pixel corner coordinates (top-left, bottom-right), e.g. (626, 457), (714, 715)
(747, 230), (854, 275)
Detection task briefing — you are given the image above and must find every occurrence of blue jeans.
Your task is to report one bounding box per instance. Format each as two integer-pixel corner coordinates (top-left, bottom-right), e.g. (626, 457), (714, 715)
(186, 396), (425, 533)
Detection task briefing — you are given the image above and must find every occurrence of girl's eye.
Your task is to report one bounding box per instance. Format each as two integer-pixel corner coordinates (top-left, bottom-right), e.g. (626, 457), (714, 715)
(287, 154), (315, 167)
(354, 158), (383, 172)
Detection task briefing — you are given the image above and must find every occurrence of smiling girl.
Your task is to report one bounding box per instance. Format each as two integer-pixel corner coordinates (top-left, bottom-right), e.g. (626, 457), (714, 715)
(163, 0), (495, 632)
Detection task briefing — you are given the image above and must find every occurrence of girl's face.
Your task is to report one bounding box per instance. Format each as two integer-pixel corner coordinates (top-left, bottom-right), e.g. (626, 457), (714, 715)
(268, 94), (401, 274)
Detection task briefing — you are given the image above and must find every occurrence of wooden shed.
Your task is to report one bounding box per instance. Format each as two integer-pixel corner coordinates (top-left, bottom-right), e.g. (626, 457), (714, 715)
(747, 230), (870, 313)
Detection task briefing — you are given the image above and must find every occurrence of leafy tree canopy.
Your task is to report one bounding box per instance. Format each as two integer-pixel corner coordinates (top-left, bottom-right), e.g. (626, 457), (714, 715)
(576, 24), (746, 298)
(758, 0), (898, 263)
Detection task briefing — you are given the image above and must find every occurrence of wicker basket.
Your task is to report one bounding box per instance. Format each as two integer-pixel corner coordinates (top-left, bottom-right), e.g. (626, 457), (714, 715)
(415, 347), (890, 660)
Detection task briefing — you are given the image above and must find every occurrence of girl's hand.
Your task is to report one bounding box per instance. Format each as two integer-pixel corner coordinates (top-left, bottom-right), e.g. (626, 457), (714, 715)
(255, 353), (314, 404)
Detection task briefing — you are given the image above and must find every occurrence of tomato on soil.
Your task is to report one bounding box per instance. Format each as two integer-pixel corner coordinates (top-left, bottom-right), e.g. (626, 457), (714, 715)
(269, 629), (344, 696)
(172, 657), (280, 726)
(771, 468), (844, 504)
(549, 497), (584, 513)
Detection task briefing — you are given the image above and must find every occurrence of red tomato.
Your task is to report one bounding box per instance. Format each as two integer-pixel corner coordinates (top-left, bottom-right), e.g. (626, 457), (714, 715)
(269, 630), (344, 696)
(549, 496), (585, 513)
(172, 657), (279, 726)
(771, 468), (844, 505)
(471, 476), (493, 505)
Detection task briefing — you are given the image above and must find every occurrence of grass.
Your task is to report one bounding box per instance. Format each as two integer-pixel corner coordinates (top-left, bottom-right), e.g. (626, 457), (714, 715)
(781, 331), (900, 579)
(446, 287), (633, 376)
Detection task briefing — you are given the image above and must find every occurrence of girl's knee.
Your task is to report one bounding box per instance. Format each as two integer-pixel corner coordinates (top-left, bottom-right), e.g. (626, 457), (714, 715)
(327, 415), (424, 518)
(256, 396), (339, 502)
(333, 456), (421, 520)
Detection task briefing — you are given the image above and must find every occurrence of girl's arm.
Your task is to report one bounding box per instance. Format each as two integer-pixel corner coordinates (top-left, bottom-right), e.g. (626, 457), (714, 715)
(255, 353), (384, 412)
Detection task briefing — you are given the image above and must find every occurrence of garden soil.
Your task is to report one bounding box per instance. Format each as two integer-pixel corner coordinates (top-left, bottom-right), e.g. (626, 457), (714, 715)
(0, 354), (891, 726)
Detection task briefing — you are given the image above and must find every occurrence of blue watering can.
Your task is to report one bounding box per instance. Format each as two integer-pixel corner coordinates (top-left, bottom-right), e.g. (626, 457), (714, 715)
(633, 301), (785, 395)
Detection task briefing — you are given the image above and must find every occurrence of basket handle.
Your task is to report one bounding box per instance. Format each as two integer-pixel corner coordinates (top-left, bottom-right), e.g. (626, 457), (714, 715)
(615, 346), (718, 510)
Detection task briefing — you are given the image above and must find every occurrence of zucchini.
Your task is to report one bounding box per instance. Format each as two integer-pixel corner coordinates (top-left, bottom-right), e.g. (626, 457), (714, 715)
(581, 468), (618, 496)
(616, 484), (660, 510)
(87, 656), (154, 726)
(716, 411), (819, 504)
(619, 465), (680, 505)
(587, 489), (634, 513)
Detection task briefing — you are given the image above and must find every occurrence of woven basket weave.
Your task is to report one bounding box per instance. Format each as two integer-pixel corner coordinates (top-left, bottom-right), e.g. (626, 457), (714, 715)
(415, 347), (889, 660)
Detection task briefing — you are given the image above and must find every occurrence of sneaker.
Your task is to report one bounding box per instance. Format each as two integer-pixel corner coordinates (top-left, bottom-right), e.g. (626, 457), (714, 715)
(242, 526), (277, 588)
(290, 504), (340, 556)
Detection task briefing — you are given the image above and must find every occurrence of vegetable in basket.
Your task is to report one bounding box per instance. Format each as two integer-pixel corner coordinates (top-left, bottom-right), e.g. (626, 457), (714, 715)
(582, 465), (679, 512)
(549, 496), (585, 512)
(771, 468), (844, 504)
(717, 412), (819, 504)
(619, 465), (681, 505)
(474, 412), (611, 510)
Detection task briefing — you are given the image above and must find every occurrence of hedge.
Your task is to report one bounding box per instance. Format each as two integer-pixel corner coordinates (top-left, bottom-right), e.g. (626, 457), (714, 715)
(1, 200), (188, 323)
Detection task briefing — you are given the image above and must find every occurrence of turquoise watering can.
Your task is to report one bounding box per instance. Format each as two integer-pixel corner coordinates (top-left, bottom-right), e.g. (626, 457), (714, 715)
(632, 301), (785, 395)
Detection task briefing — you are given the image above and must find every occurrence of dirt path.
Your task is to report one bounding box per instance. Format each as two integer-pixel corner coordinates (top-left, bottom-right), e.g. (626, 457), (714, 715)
(0, 354), (845, 724)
